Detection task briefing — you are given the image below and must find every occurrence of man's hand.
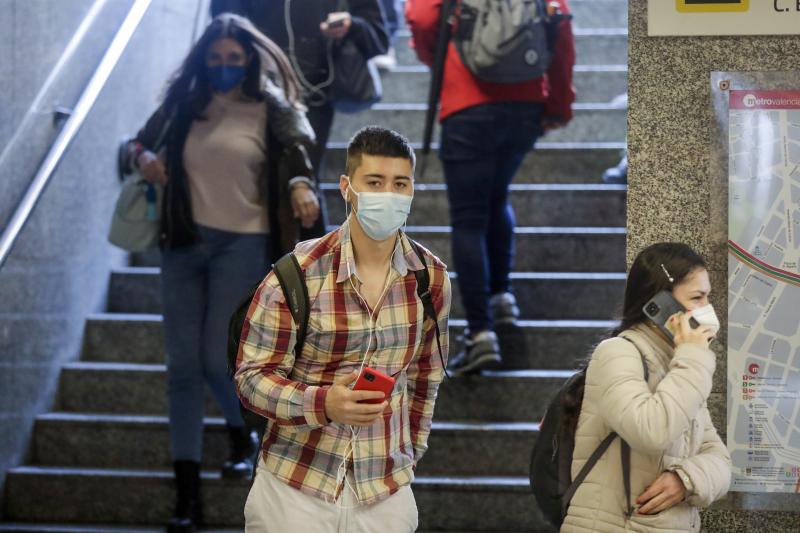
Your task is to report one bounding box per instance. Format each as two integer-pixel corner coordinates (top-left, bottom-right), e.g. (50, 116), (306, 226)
(320, 12), (352, 40)
(324, 371), (388, 427)
(636, 471), (687, 515)
(290, 183), (320, 229)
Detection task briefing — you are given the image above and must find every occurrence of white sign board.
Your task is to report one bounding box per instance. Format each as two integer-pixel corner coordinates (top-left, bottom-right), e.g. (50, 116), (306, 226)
(727, 89), (800, 493)
(649, 0), (800, 36)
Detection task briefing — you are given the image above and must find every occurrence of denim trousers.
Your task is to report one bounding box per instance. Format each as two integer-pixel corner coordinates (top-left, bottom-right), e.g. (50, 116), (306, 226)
(439, 102), (544, 333)
(379, 0), (402, 41)
(161, 225), (270, 462)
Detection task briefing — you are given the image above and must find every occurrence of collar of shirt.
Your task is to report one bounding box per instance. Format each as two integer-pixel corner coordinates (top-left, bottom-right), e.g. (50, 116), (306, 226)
(335, 219), (425, 285)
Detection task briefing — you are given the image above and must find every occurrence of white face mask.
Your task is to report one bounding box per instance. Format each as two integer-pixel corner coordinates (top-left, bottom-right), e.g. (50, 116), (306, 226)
(347, 178), (412, 241)
(692, 303), (720, 336)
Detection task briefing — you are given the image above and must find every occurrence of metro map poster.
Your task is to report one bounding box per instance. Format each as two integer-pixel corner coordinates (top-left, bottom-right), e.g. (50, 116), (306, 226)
(727, 90), (800, 493)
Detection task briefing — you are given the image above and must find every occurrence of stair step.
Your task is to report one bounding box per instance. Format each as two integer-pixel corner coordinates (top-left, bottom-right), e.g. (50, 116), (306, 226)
(126, 227), (627, 272)
(0, 526), (242, 533)
(395, 28), (628, 67)
(108, 266), (625, 318)
(5, 511), (800, 533)
(31, 414), (537, 477)
(322, 183), (627, 227)
(551, 0), (628, 30)
(321, 143), (627, 184)
(329, 103), (626, 144)
(0, 525), (528, 533)
(405, 227), (627, 274)
(81, 313), (613, 368)
(382, 65), (628, 104)
(3, 467), (550, 531)
(57, 363), (572, 422)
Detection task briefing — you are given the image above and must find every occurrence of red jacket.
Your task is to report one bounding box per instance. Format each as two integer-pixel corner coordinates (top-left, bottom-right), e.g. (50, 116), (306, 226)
(405, 0), (576, 122)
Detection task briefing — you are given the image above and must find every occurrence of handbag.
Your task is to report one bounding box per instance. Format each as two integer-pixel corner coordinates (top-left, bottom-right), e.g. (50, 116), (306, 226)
(326, 0), (382, 113)
(108, 118), (171, 252)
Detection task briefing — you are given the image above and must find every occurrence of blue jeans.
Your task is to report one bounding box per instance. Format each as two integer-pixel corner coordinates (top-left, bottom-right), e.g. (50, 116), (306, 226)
(440, 102), (544, 333)
(380, 0), (401, 41)
(161, 225), (270, 462)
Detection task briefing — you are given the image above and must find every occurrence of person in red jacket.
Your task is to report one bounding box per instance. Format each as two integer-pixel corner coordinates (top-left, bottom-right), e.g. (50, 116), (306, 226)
(406, 0), (576, 375)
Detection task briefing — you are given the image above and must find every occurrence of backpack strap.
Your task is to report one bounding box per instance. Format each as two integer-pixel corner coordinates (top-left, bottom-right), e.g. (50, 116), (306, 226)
(561, 336), (649, 517)
(407, 239), (449, 379)
(561, 430), (618, 515)
(617, 336), (649, 517)
(272, 252), (309, 357)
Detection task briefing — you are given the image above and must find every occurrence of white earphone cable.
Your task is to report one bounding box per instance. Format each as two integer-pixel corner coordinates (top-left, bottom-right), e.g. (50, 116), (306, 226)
(328, 190), (396, 508)
(284, 0), (336, 106)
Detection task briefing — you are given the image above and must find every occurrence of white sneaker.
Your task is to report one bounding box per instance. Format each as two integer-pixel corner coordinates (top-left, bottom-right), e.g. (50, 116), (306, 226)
(373, 47), (397, 71)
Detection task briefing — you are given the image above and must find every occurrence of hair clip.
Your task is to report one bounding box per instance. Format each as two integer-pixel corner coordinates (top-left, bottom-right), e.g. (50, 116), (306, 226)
(661, 263), (674, 283)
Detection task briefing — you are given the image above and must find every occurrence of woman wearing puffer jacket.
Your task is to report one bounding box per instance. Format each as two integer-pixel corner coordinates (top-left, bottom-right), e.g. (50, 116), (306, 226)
(561, 242), (731, 532)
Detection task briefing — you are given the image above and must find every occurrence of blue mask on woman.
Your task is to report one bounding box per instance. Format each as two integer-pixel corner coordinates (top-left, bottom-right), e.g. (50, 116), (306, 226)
(208, 65), (246, 93)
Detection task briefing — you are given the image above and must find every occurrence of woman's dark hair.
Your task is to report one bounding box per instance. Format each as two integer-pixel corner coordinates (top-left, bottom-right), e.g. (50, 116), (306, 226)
(161, 13), (302, 118)
(610, 242), (707, 336)
(561, 242), (708, 435)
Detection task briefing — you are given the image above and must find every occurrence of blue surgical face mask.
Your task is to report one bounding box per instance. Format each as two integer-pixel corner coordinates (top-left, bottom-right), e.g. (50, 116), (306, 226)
(347, 178), (413, 242)
(207, 65), (246, 93)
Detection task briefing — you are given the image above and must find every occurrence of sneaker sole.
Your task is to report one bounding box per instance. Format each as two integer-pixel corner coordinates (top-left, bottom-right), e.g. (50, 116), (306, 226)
(451, 352), (503, 376)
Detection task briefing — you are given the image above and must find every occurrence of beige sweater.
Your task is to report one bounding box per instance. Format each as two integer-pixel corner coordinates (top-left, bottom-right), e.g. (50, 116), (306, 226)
(561, 324), (731, 533)
(183, 92), (269, 234)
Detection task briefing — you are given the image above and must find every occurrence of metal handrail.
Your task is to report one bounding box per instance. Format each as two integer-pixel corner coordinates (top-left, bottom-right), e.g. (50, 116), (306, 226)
(0, 0), (108, 171)
(0, 0), (153, 270)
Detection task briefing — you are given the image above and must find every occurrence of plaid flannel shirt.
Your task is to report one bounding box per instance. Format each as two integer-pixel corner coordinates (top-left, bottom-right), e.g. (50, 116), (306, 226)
(234, 222), (451, 504)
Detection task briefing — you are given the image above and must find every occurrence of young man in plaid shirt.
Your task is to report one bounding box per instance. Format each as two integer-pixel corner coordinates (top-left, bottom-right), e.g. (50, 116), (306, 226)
(234, 126), (451, 532)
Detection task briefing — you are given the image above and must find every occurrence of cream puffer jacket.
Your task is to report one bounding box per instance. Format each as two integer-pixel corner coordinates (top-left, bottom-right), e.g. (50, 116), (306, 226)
(560, 324), (731, 533)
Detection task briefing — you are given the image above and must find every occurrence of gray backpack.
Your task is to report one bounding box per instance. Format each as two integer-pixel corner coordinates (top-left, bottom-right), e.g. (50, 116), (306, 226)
(453, 0), (562, 83)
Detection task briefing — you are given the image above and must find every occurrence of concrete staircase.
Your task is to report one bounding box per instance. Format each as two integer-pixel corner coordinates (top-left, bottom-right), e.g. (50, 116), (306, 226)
(0, 1), (628, 531)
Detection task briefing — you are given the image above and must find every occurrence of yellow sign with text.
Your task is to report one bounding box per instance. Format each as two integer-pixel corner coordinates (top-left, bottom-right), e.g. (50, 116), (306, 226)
(651, 0), (800, 35)
(676, 0), (749, 13)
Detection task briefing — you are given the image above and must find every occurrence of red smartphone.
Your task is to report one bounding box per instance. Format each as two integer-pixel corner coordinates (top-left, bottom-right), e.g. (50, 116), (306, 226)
(353, 367), (395, 404)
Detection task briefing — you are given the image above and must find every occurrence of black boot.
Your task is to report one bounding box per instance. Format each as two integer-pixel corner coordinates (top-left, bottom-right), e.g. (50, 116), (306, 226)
(167, 460), (203, 533)
(221, 424), (258, 479)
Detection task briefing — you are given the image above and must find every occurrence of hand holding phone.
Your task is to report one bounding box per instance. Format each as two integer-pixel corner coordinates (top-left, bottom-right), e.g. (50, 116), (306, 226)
(642, 291), (702, 341)
(320, 12), (351, 38)
(669, 311), (716, 347)
(324, 371), (388, 427)
(353, 367), (395, 404)
(327, 15), (346, 28)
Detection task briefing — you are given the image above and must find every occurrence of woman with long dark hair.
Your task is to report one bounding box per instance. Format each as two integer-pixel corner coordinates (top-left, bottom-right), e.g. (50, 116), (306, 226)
(561, 243), (731, 532)
(122, 14), (318, 532)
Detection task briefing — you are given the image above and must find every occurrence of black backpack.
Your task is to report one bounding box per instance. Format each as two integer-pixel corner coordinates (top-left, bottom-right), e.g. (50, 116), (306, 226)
(227, 240), (447, 432)
(530, 337), (649, 527)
